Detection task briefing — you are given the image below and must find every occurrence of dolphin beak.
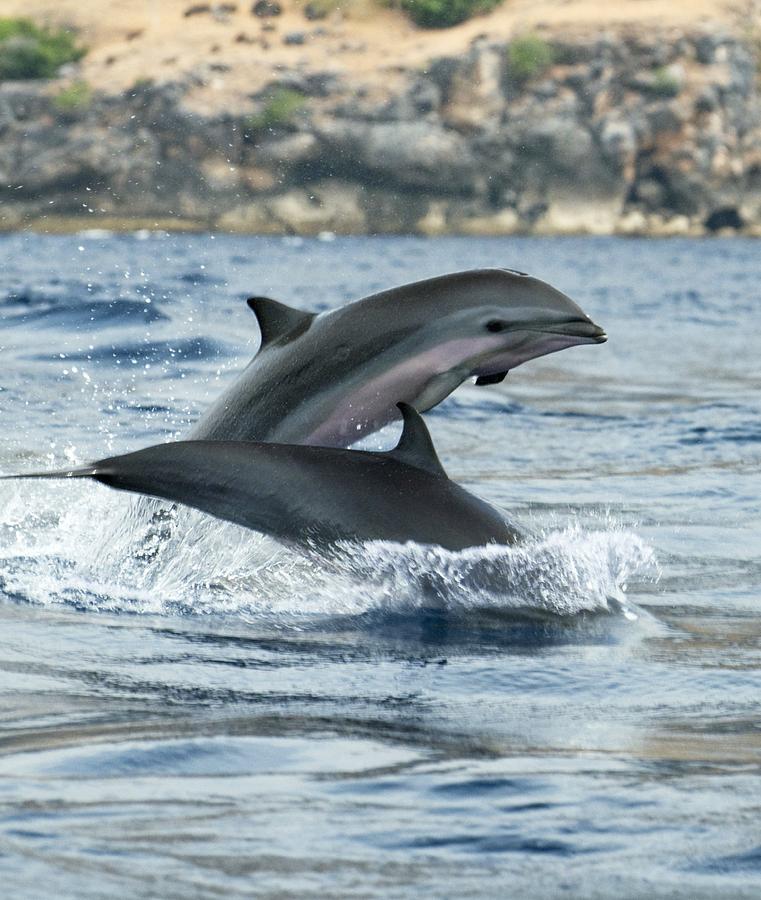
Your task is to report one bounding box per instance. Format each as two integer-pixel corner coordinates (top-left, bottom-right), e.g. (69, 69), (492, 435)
(585, 323), (607, 344)
(545, 319), (607, 343)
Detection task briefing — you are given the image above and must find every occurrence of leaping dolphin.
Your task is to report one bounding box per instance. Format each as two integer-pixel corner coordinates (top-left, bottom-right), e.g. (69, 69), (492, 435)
(4, 405), (519, 554)
(192, 268), (606, 447)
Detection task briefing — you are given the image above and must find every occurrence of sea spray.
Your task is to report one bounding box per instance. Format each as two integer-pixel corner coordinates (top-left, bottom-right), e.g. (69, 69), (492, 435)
(0, 473), (657, 621)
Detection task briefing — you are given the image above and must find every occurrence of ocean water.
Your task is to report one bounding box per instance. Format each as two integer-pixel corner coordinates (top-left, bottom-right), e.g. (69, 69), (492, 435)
(0, 233), (759, 898)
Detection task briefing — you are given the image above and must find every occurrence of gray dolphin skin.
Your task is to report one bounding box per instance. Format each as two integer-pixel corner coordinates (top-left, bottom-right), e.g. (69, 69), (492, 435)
(5, 405), (519, 554)
(192, 268), (606, 447)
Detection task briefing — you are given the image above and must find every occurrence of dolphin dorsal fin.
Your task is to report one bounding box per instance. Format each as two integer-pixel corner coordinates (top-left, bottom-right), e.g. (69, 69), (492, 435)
(247, 296), (316, 348)
(386, 403), (447, 478)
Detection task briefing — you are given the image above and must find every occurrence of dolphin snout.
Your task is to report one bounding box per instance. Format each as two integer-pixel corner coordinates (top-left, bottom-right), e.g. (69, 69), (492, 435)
(587, 323), (607, 344)
(548, 319), (607, 343)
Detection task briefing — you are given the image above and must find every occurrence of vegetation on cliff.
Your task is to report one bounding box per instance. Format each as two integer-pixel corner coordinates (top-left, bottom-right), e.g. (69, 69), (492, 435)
(398, 0), (502, 29)
(507, 33), (554, 81)
(0, 17), (85, 80)
(246, 87), (307, 133)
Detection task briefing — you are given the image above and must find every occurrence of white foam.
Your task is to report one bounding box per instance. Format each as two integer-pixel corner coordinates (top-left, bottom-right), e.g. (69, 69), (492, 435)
(0, 477), (657, 622)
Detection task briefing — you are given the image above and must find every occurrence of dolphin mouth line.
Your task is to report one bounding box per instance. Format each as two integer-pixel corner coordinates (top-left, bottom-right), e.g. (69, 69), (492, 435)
(532, 320), (607, 343)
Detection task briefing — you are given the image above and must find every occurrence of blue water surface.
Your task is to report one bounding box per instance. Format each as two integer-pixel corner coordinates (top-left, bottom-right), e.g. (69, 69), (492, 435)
(0, 233), (760, 898)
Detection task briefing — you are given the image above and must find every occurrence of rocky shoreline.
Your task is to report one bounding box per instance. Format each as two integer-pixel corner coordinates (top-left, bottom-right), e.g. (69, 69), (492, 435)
(2, 26), (761, 236)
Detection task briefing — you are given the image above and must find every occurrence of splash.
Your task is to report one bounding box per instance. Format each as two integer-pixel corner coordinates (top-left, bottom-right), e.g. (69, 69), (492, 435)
(0, 475), (657, 623)
(330, 525), (656, 620)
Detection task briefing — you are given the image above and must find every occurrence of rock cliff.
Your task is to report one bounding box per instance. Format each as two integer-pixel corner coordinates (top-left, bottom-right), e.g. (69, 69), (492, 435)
(2, 27), (760, 234)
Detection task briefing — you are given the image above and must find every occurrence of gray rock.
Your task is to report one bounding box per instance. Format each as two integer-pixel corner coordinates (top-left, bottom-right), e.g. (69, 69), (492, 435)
(426, 57), (459, 100)
(303, 71), (341, 97)
(695, 33), (723, 65)
(551, 39), (598, 65)
(375, 78), (442, 121)
(628, 68), (681, 99)
(261, 71), (338, 98)
(444, 39), (505, 130)
(646, 101), (686, 135)
(695, 85), (720, 113)
(407, 78), (441, 115)
(252, 0), (281, 16)
(512, 117), (600, 182)
(598, 118), (637, 173)
(534, 79), (558, 100)
(563, 69), (588, 93)
(303, 2), (327, 20)
(634, 178), (666, 209)
(316, 120), (477, 191)
(0, 83), (52, 123)
(256, 132), (319, 166)
(14, 123), (158, 198)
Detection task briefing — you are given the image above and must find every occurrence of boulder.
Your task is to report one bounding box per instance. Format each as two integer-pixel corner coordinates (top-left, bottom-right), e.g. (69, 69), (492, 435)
(615, 209), (649, 235)
(0, 83), (52, 124)
(199, 157), (242, 190)
(256, 132), (319, 166)
(267, 181), (367, 233)
(511, 115), (613, 189)
(415, 200), (449, 236)
(598, 116), (637, 179)
(535, 191), (624, 235)
(451, 207), (521, 236)
(217, 201), (280, 232)
(251, 0), (281, 16)
(647, 213), (698, 235)
(316, 119), (477, 191)
(15, 123), (158, 195)
(443, 39), (505, 130)
(240, 165), (278, 192)
(303, 3), (327, 20)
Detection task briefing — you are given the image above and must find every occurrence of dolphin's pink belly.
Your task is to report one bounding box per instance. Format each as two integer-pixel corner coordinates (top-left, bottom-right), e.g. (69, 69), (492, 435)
(306, 336), (500, 447)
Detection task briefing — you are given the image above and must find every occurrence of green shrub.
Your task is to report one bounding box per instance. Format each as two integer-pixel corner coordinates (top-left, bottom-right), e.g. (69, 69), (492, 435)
(649, 66), (681, 98)
(508, 33), (554, 82)
(0, 17), (85, 80)
(53, 79), (92, 111)
(301, 0), (379, 18)
(247, 88), (306, 132)
(399, 0), (501, 29)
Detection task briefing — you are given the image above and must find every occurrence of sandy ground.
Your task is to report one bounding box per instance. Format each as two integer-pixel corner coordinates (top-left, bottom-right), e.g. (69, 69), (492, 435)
(3, 0), (755, 108)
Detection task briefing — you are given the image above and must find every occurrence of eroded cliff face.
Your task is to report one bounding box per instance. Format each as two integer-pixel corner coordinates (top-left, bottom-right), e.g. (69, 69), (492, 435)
(1, 28), (760, 235)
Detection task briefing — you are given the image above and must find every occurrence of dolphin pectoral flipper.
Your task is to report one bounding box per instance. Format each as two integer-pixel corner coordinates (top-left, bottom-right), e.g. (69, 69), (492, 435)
(246, 296), (316, 348)
(412, 369), (469, 416)
(384, 403), (446, 477)
(475, 371), (508, 386)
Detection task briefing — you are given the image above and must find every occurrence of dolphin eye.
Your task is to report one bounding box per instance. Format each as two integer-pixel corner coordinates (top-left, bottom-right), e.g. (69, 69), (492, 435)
(485, 319), (509, 333)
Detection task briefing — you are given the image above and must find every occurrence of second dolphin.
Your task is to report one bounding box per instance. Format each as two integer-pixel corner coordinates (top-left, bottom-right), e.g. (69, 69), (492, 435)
(5, 405), (519, 555)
